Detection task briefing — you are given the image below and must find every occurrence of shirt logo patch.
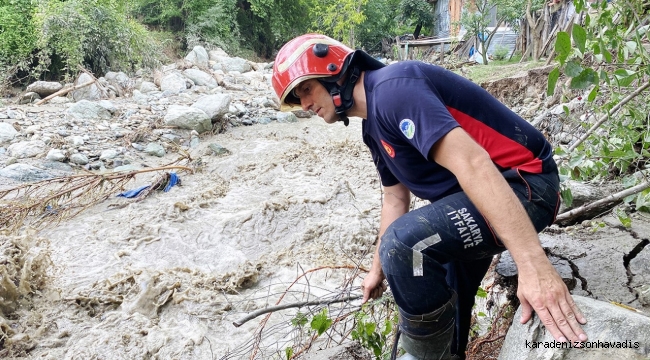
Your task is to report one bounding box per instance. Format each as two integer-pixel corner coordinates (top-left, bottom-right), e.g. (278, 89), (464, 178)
(380, 139), (395, 158)
(400, 119), (415, 139)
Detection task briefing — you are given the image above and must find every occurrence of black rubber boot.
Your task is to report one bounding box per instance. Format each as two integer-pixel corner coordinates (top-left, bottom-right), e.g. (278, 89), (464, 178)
(394, 292), (457, 360)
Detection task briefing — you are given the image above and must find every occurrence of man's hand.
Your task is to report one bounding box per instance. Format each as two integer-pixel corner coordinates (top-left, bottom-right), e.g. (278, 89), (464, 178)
(361, 269), (387, 303)
(517, 259), (588, 343)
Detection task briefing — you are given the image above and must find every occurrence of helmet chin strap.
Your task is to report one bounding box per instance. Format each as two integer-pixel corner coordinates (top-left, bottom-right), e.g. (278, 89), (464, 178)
(318, 66), (361, 127)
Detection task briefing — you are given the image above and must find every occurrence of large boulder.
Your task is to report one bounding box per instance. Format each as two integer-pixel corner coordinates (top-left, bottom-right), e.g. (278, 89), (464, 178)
(104, 71), (132, 96)
(208, 48), (229, 61)
(0, 122), (18, 144)
(0, 163), (52, 182)
(26, 81), (63, 97)
(164, 105), (212, 134)
(191, 94), (231, 121)
(211, 56), (252, 73)
(498, 295), (650, 360)
(66, 100), (112, 121)
(182, 69), (218, 88)
(72, 73), (102, 101)
(8, 140), (46, 159)
(160, 72), (188, 93)
(185, 45), (209, 68)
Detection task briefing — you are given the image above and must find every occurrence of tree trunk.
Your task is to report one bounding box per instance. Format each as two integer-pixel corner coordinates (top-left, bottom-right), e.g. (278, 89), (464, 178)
(414, 22), (423, 40)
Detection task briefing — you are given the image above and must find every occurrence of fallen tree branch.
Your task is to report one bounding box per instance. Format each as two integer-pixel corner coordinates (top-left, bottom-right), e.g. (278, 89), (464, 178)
(567, 80), (650, 152)
(555, 180), (650, 224)
(233, 294), (362, 327)
(0, 165), (193, 233)
(35, 80), (95, 105)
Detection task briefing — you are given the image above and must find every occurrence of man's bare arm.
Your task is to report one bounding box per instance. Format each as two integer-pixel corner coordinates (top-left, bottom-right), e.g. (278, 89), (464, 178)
(361, 182), (410, 303)
(429, 127), (587, 343)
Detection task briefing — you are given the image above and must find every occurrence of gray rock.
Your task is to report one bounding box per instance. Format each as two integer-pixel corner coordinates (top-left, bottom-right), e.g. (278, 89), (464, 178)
(0, 163), (52, 182)
(131, 143), (145, 151)
(99, 100), (118, 114)
(630, 245), (650, 288)
(208, 48), (229, 61)
(69, 153), (89, 165)
(212, 56), (252, 73)
(257, 117), (272, 124)
(145, 142), (165, 157)
(0, 122), (18, 144)
(183, 69), (218, 88)
(498, 296), (650, 360)
(208, 143), (230, 156)
(70, 136), (84, 146)
(50, 96), (71, 104)
(67, 100), (112, 120)
(161, 133), (182, 144)
(6, 109), (22, 120)
(132, 90), (148, 105)
(164, 105), (212, 133)
(25, 125), (41, 135)
(8, 140), (46, 159)
(160, 72), (187, 94)
(496, 251), (576, 290)
(42, 161), (73, 172)
(191, 94), (231, 121)
(100, 149), (119, 160)
(139, 81), (159, 94)
(251, 96), (278, 109)
(72, 73), (102, 101)
(276, 112), (298, 123)
(19, 92), (40, 104)
(46, 149), (67, 162)
(26, 81), (63, 97)
(104, 71), (131, 95)
(185, 46), (209, 68)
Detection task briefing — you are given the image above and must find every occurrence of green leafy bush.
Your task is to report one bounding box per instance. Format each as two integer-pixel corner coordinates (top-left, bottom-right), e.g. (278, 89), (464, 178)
(35, 0), (160, 78)
(492, 45), (509, 61)
(0, 0), (38, 68)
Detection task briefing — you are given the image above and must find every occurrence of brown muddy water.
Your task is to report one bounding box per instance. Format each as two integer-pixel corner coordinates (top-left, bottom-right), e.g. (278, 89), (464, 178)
(1, 117), (387, 359)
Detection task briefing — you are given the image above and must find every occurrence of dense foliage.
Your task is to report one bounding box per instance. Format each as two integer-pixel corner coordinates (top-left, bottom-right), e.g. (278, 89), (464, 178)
(0, 0), (159, 82)
(549, 0), (650, 217)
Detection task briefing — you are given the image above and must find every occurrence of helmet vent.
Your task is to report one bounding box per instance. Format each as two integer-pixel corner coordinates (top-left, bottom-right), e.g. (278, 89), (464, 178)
(327, 63), (338, 72)
(313, 43), (329, 57)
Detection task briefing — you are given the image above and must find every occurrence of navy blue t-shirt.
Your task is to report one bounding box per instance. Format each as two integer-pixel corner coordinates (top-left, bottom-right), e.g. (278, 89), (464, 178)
(362, 61), (555, 202)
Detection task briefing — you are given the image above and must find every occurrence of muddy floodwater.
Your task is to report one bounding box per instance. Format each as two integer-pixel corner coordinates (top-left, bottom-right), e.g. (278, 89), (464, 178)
(2, 117), (388, 359)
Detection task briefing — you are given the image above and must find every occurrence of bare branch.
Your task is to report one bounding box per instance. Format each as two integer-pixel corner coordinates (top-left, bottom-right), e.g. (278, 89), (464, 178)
(232, 294), (362, 327)
(555, 181), (650, 224)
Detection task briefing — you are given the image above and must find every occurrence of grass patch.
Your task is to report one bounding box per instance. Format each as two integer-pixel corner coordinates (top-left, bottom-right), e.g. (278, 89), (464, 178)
(456, 57), (546, 85)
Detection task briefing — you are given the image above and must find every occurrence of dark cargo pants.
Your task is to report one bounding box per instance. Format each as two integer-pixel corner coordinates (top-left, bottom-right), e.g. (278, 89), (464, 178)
(379, 169), (560, 357)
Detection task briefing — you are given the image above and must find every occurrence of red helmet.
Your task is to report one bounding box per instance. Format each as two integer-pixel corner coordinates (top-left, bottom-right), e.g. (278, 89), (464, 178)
(272, 34), (354, 106)
(271, 34), (384, 107)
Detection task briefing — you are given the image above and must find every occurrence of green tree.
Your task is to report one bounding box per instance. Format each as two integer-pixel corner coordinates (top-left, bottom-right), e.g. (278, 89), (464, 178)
(309, 0), (368, 47)
(35, 0), (159, 78)
(0, 0), (38, 70)
(355, 0), (401, 53)
(397, 0), (434, 40)
(460, 0), (536, 64)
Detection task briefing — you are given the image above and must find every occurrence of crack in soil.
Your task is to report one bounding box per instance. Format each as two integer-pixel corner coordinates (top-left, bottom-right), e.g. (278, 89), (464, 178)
(614, 224), (650, 302)
(545, 249), (593, 296)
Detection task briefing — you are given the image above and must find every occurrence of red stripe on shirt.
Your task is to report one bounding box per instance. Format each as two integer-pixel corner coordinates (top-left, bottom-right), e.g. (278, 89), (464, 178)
(447, 107), (543, 173)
